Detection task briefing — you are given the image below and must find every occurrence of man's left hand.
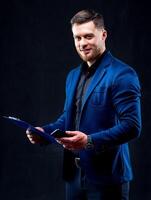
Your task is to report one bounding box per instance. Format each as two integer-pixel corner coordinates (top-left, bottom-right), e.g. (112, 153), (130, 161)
(57, 131), (88, 150)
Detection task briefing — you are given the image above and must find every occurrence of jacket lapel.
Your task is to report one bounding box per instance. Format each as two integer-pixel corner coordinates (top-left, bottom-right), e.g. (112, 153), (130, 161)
(81, 52), (113, 112)
(67, 67), (81, 108)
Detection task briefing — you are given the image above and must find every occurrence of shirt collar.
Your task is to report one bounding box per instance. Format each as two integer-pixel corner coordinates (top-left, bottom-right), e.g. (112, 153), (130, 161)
(81, 50), (107, 76)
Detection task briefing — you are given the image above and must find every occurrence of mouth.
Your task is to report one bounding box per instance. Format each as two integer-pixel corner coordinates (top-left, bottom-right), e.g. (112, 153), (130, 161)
(80, 48), (91, 54)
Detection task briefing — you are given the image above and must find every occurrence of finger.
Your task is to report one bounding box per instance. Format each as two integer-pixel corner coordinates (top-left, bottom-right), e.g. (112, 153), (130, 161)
(66, 131), (77, 136)
(28, 135), (34, 140)
(26, 134), (32, 139)
(30, 140), (36, 144)
(63, 145), (74, 151)
(26, 129), (32, 134)
(63, 143), (74, 148)
(27, 136), (36, 144)
(59, 138), (69, 142)
(60, 136), (79, 144)
(35, 127), (44, 132)
(56, 139), (62, 144)
(59, 135), (77, 142)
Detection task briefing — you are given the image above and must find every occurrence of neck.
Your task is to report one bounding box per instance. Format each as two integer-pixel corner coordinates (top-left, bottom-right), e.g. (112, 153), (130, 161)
(87, 48), (106, 67)
(87, 60), (96, 67)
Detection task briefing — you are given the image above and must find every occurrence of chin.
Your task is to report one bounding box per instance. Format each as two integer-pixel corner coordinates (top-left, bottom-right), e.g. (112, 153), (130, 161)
(80, 55), (93, 62)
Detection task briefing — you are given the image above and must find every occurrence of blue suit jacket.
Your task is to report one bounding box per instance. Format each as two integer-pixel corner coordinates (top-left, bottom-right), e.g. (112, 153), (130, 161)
(43, 52), (141, 184)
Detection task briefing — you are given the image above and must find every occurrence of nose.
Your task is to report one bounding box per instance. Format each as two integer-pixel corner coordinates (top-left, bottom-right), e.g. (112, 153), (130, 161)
(79, 38), (88, 49)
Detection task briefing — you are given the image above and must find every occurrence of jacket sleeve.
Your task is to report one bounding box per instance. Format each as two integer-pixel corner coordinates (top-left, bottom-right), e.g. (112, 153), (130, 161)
(91, 67), (142, 150)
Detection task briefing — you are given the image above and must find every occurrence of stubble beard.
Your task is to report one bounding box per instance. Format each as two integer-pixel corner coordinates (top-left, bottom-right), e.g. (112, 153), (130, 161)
(78, 47), (101, 63)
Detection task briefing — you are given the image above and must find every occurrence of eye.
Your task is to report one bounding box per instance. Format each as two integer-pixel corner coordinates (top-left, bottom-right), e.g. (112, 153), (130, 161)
(85, 34), (94, 40)
(74, 36), (81, 41)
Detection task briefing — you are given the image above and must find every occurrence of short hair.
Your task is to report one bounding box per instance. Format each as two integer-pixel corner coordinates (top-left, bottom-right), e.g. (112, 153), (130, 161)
(70, 9), (105, 29)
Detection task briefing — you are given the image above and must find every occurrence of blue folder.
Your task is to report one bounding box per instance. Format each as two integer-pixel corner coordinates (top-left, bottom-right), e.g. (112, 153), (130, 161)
(3, 116), (56, 143)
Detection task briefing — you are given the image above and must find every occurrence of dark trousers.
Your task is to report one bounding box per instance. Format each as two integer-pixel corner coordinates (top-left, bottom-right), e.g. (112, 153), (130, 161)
(65, 168), (129, 200)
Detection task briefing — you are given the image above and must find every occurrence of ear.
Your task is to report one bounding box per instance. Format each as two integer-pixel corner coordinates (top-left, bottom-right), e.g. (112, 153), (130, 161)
(102, 29), (107, 41)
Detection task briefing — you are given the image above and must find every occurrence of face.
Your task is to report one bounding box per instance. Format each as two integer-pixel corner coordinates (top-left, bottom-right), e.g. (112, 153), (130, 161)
(72, 21), (107, 66)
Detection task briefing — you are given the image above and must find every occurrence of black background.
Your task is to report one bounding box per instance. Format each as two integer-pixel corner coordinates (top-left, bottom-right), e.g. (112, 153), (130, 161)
(0, 0), (150, 199)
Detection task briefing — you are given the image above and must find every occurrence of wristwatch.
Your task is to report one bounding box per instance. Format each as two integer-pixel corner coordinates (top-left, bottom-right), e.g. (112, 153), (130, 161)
(85, 135), (94, 149)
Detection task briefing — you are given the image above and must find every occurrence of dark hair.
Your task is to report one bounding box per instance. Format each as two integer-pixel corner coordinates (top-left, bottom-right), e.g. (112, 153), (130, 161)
(70, 9), (105, 29)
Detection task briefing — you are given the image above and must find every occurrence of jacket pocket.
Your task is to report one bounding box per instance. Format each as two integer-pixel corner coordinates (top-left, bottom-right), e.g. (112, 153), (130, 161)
(90, 91), (106, 106)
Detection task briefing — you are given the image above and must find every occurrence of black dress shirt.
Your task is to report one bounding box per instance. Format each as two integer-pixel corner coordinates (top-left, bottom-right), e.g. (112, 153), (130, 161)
(74, 50), (107, 130)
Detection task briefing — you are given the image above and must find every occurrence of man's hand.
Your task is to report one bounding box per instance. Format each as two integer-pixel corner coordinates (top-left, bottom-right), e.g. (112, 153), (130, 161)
(26, 127), (46, 144)
(58, 131), (88, 150)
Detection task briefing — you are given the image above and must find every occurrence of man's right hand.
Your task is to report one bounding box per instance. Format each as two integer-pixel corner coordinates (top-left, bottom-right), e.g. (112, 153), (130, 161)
(26, 127), (46, 144)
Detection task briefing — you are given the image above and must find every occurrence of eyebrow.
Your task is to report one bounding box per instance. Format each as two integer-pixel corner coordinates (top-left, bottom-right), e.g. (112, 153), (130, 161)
(74, 33), (94, 38)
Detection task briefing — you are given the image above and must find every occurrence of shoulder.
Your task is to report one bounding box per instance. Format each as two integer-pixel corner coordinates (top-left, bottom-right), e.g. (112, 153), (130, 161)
(111, 56), (136, 75)
(108, 56), (141, 92)
(66, 65), (81, 82)
(103, 53), (141, 91)
(101, 52), (138, 78)
(68, 66), (80, 75)
(107, 54), (139, 82)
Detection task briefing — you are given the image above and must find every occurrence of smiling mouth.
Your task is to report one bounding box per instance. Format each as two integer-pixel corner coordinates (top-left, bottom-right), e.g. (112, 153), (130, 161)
(81, 49), (91, 54)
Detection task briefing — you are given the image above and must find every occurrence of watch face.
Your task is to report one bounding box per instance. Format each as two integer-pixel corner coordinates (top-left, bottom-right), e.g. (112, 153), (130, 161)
(85, 135), (94, 149)
(86, 143), (94, 149)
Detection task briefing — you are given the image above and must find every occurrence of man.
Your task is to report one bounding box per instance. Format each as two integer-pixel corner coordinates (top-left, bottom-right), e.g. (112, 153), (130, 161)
(27, 9), (141, 200)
